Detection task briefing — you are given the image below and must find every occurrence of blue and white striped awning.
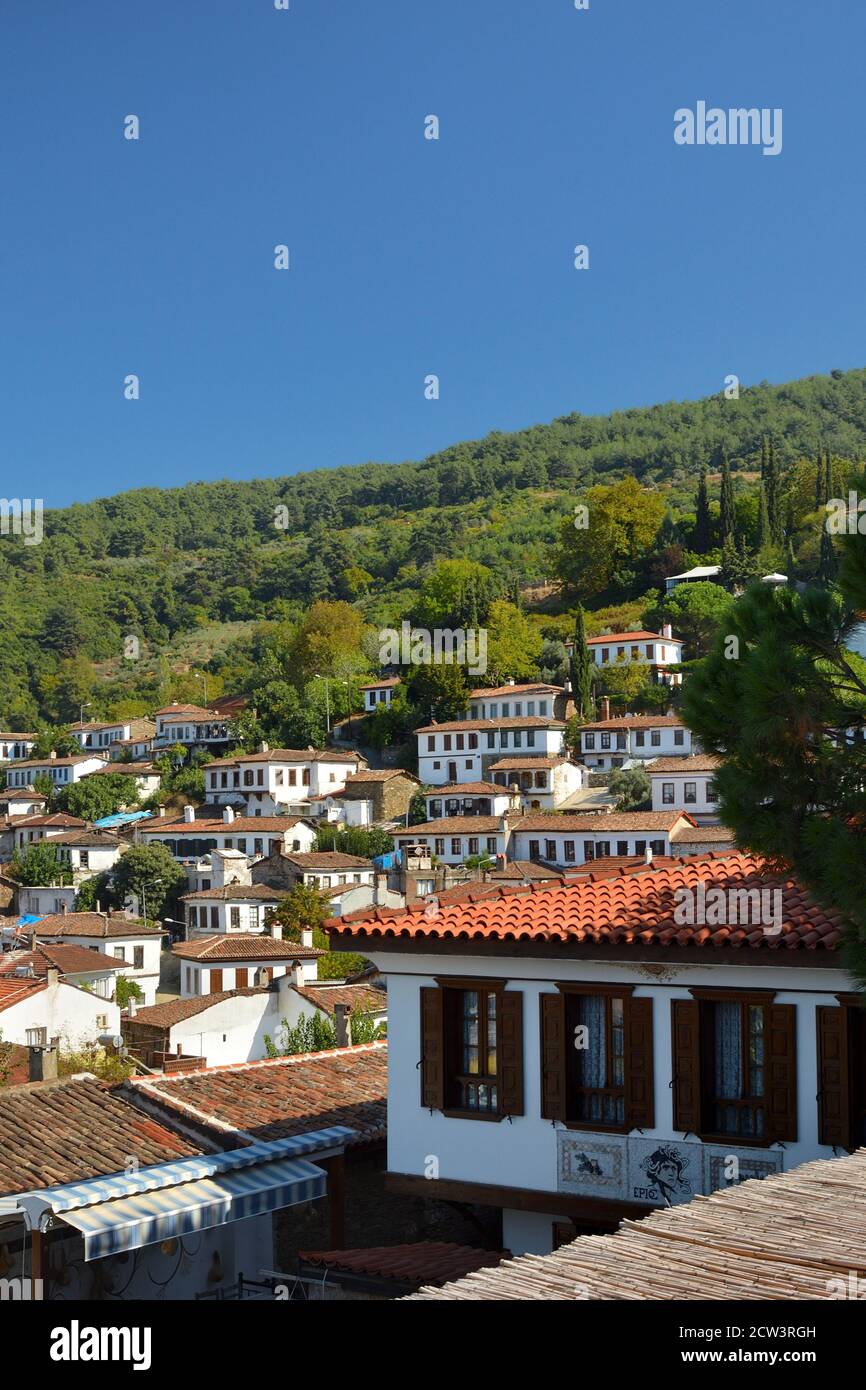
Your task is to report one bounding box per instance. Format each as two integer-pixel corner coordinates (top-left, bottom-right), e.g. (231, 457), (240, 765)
(57, 1156), (327, 1261)
(14, 1127), (356, 1262)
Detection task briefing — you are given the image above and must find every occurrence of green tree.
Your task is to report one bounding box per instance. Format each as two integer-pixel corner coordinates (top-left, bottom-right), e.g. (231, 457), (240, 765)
(268, 883), (334, 938)
(694, 465), (711, 553)
(405, 662), (469, 723)
(9, 841), (72, 886)
(719, 451), (736, 546)
(483, 600), (543, 684)
(608, 766), (652, 812)
(114, 976), (143, 1009)
(56, 772), (138, 821)
(110, 842), (185, 921)
(569, 605), (594, 720)
(555, 477), (666, 601)
(656, 582), (733, 658)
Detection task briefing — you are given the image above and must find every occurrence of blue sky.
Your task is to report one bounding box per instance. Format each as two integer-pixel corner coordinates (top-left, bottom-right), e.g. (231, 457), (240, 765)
(1, 0), (863, 507)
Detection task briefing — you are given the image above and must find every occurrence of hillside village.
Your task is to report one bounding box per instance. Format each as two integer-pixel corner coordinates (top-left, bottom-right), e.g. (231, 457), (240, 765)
(1, 483), (866, 1305)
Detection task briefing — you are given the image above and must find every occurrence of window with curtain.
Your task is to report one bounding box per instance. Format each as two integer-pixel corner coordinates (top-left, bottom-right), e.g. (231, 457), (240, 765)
(708, 1000), (765, 1137)
(445, 988), (498, 1114)
(565, 992), (626, 1125)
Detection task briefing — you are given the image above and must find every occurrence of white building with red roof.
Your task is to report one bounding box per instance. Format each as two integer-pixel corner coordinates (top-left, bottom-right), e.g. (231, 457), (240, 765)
(577, 625), (684, 686)
(329, 851), (855, 1258)
(579, 714), (697, 770)
(203, 745), (365, 816)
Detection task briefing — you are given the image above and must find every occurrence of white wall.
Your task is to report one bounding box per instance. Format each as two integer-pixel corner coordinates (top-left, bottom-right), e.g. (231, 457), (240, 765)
(372, 947), (851, 1254)
(651, 772), (719, 818)
(0, 979), (121, 1047)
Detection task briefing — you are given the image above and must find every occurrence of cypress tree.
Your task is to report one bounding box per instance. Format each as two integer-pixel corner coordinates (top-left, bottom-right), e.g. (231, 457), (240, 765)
(569, 605), (594, 720)
(719, 451), (736, 545)
(814, 451), (824, 511)
(694, 465), (711, 553)
(818, 525), (837, 584)
(765, 438), (781, 542)
(760, 436), (769, 481)
(756, 482), (771, 551)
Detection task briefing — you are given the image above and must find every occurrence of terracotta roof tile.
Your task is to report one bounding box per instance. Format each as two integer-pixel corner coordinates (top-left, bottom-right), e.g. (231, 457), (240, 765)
(172, 935), (323, 961)
(128, 988), (267, 1029)
(295, 983), (387, 1016)
(35, 912), (164, 940)
(133, 1043), (388, 1144)
(141, 816), (309, 834)
(0, 943), (119, 976)
(329, 852), (846, 953)
(300, 1241), (506, 1286)
(648, 755), (721, 773)
(0, 1077), (203, 1196)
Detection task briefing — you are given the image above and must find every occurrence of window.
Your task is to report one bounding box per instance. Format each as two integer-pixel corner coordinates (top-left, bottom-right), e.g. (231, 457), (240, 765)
(500, 732), (509, 750)
(443, 735), (452, 751)
(534, 771), (546, 788)
(651, 839), (665, 856)
(645, 644), (654, 660)
(113, 947), (125, 961)
(210, 968), (223, 992)
(529, 840), (540, 861)
(468, 838), (479, 855)
(451, 988), (499, 1113)
(514, 703), (522, 716)
(672, 993), (796, 1144)
(662, 782), (674, 804)
(583, 841), (595, 860)
(133, 946), (144, 969)
(512, 730), (522, 749)
(456, 734), (464, 751)
(97, 1014), (108, 1029)
(236, 968), (248, 988)
(501, 703), (510, 717)
(26, 1027), (47, 1047)
(545, 839), (556, 861)
(601, 733), (611, 750)
(584, 733), (595, 750)
(616, 733), (626, 750)
(634, 840), (646, 855)
(489, 703), (498, 718)
(230, 907), (241, 929)
(244, 770), (254, 786)
(707, 780), (718, 803)
(651, 730), (661, 747)
(419, 982), (524, 1120)
(526, 731), (535, 748)
(468, 733), (478, 750)
(486, 837), (497, 853)
(210, 906), (219, 929)
(249, 907), (260, 930)
(617, 841), (628, 856)
(80, 850), (89, 869)
(684, 782), (697, 804)
(486, 732), (496, 749)
(635, 731), (645, 747)
(564, 840), (576, 862)
(818, 1001), (866, 1148)
(540, 987), (653, 1132)
(527, 701), (535, 715)
(451, 838), (461, 856)
(539, 701), (548, 715)
(596, 840), (610, 857)
(427, 736), (435, 752)
(674, 729), (685, 746)
(434, 838), (445, 855)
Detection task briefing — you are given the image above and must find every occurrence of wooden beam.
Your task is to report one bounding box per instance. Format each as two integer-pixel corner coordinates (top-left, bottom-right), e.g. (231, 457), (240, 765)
(386, 1171), (647, 1225)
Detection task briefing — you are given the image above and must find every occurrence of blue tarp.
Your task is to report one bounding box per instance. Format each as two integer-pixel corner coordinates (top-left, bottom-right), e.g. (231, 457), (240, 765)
(93, 809), (154, 829)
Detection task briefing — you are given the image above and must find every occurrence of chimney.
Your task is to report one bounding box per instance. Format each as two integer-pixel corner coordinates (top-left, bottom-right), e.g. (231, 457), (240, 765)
(183, 804), (195, 824)
(127, 994), (137, 1017)
(662, 623), (672, 640)
(600, 696), (610, 721)
(28, 1044), (58, 1084)
(158, 805), (166, 818)
(300, 927), (314, 949)
(222, 806), (235, 824)
(334, 1003), (352, 1048)
(374, 871), (388, 903)
(644, 846), (653, 865)
(259, 741), (269, 753)
(290, 960), (305, 987)
(270, 921), (282, 941)
(46, 966), (60, 989)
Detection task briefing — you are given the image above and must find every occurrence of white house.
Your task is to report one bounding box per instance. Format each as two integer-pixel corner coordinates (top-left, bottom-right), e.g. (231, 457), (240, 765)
(649, 755), (722, 821)
(330, 850), (853, 1257)
(466, 683), (562, 721)
(70, 719), (133, 752)
(361, 677), (401, 713)
(581, 627), (684, 686)
(424, 782), (516, 821)
(418, 718), (567, 787)
(34, 911), (166, 1007)
(6, 754), (108, 790)
(509, 811), (697, 867)
(487, 758), (584, 811)
(203, 746), (364, 817)
(395, 815), (515, 867)
(0, 732), (36, 761)
(183, 883), (287, 938)
(16, 884), (77, 916)
(154, 703), (233, 751)
(139, 807), (317, 866)
(0, 970), (120, 1048)
(0, 790), (47, 857)
(12, 813), (90, 851)
(579, 716), (697, 770)
(48, 828), (125, 883)
(122, 975), (386, 1069)
(0, 941), (123, 1000)
(172, 929), (323, 997)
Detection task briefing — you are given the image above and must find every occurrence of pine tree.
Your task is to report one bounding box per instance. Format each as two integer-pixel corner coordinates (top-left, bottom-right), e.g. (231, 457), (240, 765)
(760, 436), (769, 481)
(814, 451), (824, 510)
(694, 465), (711, 553)
(818, 525), (837, 584)
(719, 451), (736, 545)
(569, 605), (594, 720)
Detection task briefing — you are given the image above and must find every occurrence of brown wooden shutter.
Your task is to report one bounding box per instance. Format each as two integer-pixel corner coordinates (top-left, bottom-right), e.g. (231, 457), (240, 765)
(497, 990), (524, 1116)
(766, 1003), (797, 1142)
(817, 1006), (850, 1148)
(671, 999), (701, 1134)
(625, 996), (654, 1129)
(540, 993), (566, 1121)
(420, 987), (444, 1110)
(209, 968), (223, 992)
(236, 968), (248, 989)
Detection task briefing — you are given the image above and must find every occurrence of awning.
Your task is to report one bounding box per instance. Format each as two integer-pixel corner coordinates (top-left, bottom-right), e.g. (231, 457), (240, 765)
(56, 1156), (327, 1261)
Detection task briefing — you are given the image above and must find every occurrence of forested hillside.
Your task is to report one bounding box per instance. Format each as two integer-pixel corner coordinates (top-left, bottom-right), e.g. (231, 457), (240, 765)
(2, 366), (865, 732)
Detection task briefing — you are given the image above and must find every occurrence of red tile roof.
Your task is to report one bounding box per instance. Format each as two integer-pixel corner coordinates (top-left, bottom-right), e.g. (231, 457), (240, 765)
(295, 983), (387, 1016)
(141, 816), (309, 834)
(299, 1241), (506, 1286)
(426, 782), (505, 795)
(281, 852), (374, 870)
(584, 631), (676, 644)
(0, 943), (119, 977)
(400, 816), (514, 835)
(0, 1077), (203, 1195)
(13, 813), (89, 829)
(647, 755), (721, 773)
(172, 935), (323, 961)
(133, 1043), (388, 1144)
(329, 852), (845, 952)
(156, 704), (219, 718)
(416, 717), (565, 734)
(359, 678), (401, 690)
(580, 716), (685, 731)
(180, 884), (287, 902)
(127, 989), (268, 1030)
(0, 977), (45, 1013)
(488, 757), (573, 771)
(515, 811), (692, 832)
(35, 912), (164, 940)
(468, 682), (561, 697)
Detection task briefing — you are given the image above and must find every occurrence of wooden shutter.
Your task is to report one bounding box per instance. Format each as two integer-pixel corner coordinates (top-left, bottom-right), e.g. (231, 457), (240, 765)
(625, 996), (654, 1129)
(540, 993), (566, 1121)
(420, 987), (444, 1110)
(671, 999), (701, 1134)
(817, 1006), (850, 1148)
(209, 968), (223, 992)
(766, 1003), (797, 1142)
(236, 968), (248, 989)
(497, 990), (524, 1116)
